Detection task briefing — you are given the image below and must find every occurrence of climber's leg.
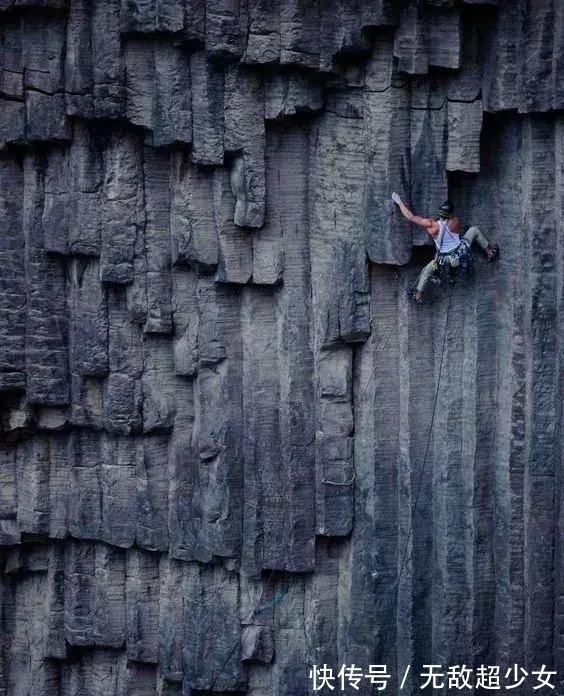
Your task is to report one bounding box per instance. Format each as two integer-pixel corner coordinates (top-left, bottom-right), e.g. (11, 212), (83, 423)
(462, 226), (499, 261)
(462, 225), (488, 249)
(413, 259), (438, 302)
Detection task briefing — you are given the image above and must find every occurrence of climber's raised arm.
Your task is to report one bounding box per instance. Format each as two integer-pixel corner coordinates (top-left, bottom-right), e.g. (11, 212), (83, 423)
(391, 192), (437, 233)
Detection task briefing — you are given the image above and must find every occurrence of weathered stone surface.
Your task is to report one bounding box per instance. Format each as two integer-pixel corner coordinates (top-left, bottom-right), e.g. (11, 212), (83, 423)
(1, 3), (563, 695)
(100, 130), (145, 286)
(264, 71), (324, 120)
(280, 0), (320, 69)
(322, 239), (370, 347)
(0, 156), (24, 376)
(106, 287), (144, 433)
(409, 81), (448, 245)
(184, 563), (246, 692)
(241, 624), (274, 663)
(23, 155), (69, 407)
(205, 0), (247, 60)
(250, 128), (284, 284)
(125, 39), (191, 146)
(394, 2), (429, 74)
(447, 99), (483, 172)
(170, 156), (219, 278)
(224, 65), (266, 228)
(189, 50), (224, 166)
(245, 0), (280, 64)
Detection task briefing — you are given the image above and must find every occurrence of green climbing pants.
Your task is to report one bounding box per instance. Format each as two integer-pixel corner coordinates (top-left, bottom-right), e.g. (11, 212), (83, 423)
(416, 226), (490, 293)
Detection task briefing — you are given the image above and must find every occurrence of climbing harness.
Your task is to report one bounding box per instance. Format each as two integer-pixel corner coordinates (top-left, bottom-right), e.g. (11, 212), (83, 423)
(407, 239), (475, 304)
(433, 218), (474, 284)
(435, 239), (474, 285)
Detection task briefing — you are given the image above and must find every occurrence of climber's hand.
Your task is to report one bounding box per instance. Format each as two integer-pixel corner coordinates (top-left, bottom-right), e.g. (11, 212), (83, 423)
(392, 192), (402, 206)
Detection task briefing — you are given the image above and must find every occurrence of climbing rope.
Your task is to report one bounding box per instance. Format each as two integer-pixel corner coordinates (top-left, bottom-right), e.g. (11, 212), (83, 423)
(208, 303), (400, 687)
(322, 471), (356, 486)
(356, 321), (398, 405)
(368, 284), (454, 696)
(254, 576), (295, 615)
(394, 284), (453, 597)
(211, 277), (454, 695)
(208, 570), (292, 690)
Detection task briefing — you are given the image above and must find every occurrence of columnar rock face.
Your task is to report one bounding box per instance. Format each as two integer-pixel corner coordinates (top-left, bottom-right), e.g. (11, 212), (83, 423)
(0, 2), (563, 695)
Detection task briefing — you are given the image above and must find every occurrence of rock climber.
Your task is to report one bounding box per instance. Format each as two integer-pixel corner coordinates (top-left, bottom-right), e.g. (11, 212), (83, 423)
(391, 192), (499, 303)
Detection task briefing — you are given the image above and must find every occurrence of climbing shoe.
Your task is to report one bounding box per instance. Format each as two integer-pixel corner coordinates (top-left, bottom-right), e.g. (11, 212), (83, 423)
(407, 288), (425, 304)
(485, 243), (499, 262)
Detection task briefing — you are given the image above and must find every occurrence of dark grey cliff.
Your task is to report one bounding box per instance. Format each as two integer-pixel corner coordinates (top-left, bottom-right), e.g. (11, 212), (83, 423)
(0, 1), (563, 694)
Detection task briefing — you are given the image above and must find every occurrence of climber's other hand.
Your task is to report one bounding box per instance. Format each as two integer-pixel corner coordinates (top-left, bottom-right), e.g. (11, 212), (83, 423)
(392, 192), (402, 205)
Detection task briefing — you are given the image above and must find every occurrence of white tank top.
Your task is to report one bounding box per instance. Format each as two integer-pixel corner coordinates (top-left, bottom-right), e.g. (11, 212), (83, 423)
(434, 219), (460, 253)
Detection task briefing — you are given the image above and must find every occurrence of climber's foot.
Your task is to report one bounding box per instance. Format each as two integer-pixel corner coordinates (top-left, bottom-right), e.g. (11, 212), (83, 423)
(406, 287), (427, 304)
(485, 243), (499, 262)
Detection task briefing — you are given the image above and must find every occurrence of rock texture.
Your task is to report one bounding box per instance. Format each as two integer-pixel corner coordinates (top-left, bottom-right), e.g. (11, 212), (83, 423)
(0, 1), (563, 695)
